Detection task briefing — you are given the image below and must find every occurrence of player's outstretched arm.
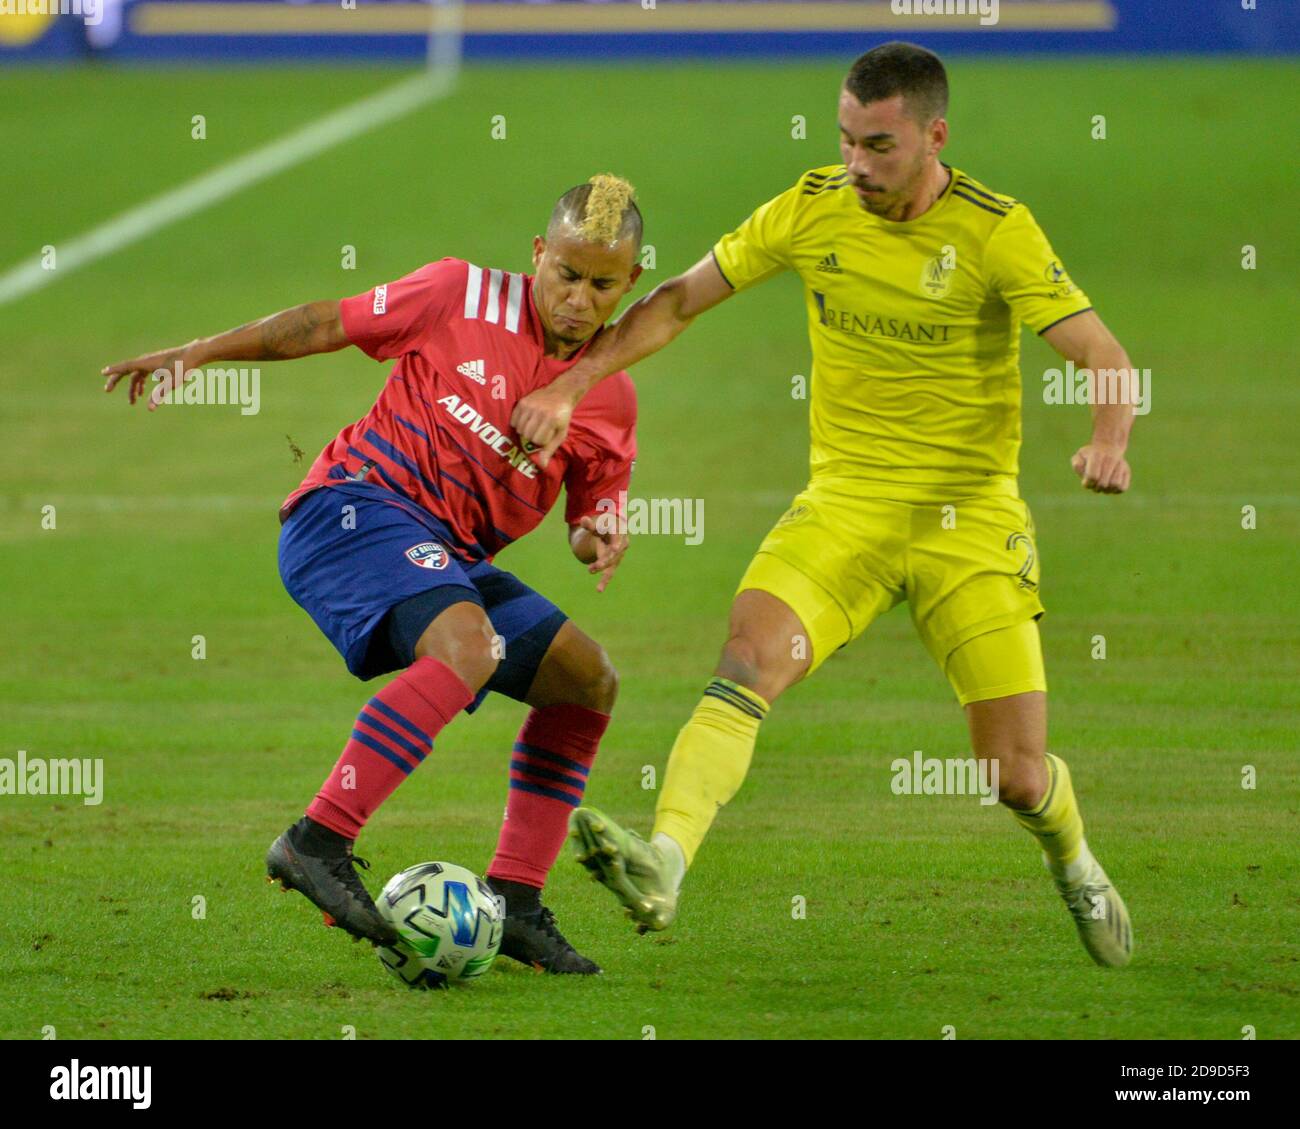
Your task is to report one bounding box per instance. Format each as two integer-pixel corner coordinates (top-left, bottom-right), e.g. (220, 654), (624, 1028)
(102, 300), (349, 411)
(1042, 310), (1138, 494)
(512, 253), (734, 468)
(569, 515), (628, 594)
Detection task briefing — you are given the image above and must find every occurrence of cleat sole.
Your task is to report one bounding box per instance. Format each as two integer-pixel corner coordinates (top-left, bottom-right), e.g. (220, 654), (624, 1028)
(570, 808), (675, 931)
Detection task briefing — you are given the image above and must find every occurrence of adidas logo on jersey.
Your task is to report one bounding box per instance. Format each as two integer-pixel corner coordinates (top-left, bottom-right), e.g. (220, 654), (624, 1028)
(456, 359), (487, 385)
(815, 252), (843, 274)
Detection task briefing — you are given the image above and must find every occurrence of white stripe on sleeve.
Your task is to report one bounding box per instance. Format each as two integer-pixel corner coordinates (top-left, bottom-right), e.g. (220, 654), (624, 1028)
(484, 268), (504, 324)
(504, 272), (523, 333)
(463, 263), (483, 319)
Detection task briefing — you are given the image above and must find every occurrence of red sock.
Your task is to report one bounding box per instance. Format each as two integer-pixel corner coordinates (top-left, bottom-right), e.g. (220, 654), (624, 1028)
(487, 703), (609, 888)
(307, 656), (473, 839)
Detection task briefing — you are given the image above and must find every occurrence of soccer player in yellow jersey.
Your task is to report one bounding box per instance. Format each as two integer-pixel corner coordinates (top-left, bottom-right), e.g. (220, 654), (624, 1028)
(513, 43), (1136, 967)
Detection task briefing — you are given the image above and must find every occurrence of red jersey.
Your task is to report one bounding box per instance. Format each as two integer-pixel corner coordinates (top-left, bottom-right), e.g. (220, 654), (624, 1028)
(280, 258), (636, 562)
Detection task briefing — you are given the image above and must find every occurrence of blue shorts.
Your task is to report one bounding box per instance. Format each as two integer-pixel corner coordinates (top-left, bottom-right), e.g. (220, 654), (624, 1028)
(278, 482), (567, 711)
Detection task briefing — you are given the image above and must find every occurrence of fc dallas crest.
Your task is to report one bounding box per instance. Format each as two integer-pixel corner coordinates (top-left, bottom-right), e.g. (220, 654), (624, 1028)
(405, 541), (449, 570)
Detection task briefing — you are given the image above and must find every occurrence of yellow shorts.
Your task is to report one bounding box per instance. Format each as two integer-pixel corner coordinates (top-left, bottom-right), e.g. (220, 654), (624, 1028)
(737, 481), (1047, 705)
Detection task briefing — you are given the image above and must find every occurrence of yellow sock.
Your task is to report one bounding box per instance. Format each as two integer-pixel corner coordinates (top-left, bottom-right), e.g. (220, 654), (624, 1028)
(1009, 752), (1085, 870)
(652, 678), (769, 868)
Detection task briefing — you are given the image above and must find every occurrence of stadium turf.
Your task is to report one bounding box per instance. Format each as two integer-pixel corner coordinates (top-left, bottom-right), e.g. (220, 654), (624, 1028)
(1, 60), (1296, 1039)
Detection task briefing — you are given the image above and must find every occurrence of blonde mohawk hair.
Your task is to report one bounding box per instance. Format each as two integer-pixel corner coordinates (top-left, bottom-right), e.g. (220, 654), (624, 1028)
(578, 173), (637, 245)
(549, 173), (643, 249)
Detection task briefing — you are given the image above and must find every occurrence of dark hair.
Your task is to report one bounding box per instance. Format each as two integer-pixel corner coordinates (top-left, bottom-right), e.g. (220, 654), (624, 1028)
(845, 42), (949, 124)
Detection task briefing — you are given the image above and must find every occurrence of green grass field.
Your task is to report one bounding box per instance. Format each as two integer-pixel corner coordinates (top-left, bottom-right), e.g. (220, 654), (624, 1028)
(1, 59), (1297, 1040)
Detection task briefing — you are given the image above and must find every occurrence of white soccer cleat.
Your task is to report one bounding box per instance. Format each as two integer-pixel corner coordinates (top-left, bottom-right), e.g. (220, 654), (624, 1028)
(1047, 845), (1133, 968)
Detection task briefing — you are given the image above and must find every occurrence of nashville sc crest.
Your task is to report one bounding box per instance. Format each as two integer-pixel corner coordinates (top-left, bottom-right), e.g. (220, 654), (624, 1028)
(919, 249), (957, 299)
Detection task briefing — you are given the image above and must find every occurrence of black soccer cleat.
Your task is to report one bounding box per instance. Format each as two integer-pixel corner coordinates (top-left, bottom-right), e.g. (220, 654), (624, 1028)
(497, 903), (602, 975)
(265, 828), (398, 947)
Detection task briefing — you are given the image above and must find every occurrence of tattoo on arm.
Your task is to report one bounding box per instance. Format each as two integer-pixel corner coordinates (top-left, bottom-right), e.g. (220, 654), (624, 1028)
(260, 303), (325, 359)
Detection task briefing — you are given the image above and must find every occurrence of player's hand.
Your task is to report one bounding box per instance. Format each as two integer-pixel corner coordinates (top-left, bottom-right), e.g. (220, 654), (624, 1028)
(1071, 441), (1131, 494)
(577, 514), (628, 593)
(102, 342), (203, 411)
(511, 379), (580, 469)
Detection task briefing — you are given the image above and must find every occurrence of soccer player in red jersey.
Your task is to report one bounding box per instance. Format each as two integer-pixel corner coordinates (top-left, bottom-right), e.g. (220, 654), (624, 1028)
(102, 176), (644, 973)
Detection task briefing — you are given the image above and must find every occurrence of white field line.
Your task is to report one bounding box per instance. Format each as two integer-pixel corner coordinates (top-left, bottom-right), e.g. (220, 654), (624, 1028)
(0, 69), (453, 308)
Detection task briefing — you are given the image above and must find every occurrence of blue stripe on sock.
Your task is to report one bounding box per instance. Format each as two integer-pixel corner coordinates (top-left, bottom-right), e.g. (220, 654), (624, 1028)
(509, 758), (587, 792)
(358, 710), (428, 763)
(350, 729), (417, 775)
(366, 697), (432, 748)
(512, 741), (591, 777)
(508, 778), (582, 806)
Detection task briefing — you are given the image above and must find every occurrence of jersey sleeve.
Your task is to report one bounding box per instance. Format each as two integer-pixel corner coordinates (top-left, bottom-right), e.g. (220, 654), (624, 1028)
(339, 257), (464, 360)
(984, 205), (1093, 334)
(563, 376), (637, 526)
(711, 181), (802, 291)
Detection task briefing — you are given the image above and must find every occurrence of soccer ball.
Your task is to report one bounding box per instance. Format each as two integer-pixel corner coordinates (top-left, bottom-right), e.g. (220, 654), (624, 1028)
(376, 862), (504, 989)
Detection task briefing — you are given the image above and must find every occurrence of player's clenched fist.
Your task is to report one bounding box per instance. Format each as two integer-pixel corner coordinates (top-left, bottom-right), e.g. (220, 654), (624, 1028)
(1071, 442), (1131, 494)
(512, 379), (579, 468)
(102, 343), (201, 411)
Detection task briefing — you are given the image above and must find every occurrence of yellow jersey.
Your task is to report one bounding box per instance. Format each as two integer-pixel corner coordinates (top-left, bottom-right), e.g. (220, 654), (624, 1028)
(712, 164), (1093, 500)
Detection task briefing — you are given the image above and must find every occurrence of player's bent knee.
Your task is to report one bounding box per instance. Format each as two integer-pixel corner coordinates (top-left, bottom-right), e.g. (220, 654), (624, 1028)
(716, 632), (799, 704)
(413, 601), (500, 693)
(557, 646), (618, 713)
(997, 761), (1047, 810)
(582, 648), (619, 714)
(716, 589), (813, 702)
